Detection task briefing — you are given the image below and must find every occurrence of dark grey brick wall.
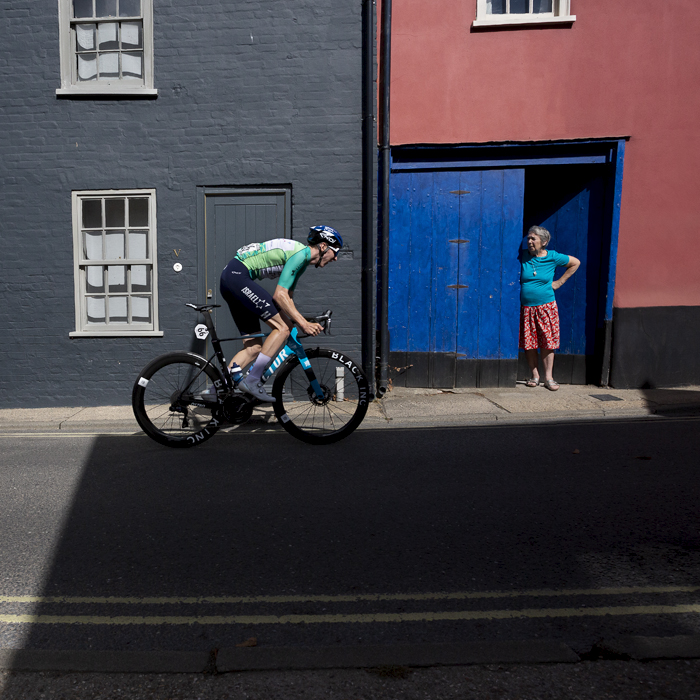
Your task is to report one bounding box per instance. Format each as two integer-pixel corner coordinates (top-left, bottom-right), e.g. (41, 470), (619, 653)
(0, 0), (364, 407)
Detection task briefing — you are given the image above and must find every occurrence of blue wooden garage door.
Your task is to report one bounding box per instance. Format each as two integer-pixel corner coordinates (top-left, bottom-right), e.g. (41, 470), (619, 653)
(389, 169), (525, 388)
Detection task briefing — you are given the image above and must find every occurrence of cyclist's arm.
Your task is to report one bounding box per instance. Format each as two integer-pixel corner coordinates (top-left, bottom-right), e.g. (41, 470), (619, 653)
(272, 286), (322, 336)
(273, 249), (322, 336)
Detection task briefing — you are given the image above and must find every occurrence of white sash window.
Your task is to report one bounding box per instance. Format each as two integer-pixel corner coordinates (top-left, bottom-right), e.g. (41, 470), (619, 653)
(70, 190), (162, 336)
(58, 0), (156, 96)
(474, 0), (575, 27)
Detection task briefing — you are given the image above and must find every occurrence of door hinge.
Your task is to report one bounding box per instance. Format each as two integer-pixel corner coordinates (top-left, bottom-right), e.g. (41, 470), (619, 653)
(448, 239), (469, 244)
(447, 284), (469, 289)
(449, 190), (471, 195)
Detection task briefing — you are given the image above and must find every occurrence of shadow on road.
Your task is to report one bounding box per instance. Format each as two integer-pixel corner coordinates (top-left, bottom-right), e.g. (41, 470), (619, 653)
(5, 419), (700, 664)
(638, 387), (700, 416)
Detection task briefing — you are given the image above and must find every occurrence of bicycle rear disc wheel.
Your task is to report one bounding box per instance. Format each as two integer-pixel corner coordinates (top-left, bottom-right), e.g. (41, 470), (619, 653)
(272, 348), (370, 444)
(132, 352), (223, 448)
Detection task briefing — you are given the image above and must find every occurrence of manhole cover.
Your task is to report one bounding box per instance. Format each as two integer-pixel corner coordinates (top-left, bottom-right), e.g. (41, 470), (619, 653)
(591, 394), (623, 402)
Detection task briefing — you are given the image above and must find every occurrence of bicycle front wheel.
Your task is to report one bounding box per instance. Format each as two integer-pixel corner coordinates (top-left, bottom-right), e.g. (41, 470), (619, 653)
(132, 352), (224, 448)
(272, 348), (370, 444)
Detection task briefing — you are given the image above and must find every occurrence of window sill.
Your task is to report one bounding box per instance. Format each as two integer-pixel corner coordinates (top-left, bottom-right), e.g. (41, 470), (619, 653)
(57, 86), (158, 97)
(70, 330), (164, 338)
(472, 14), (575, 28)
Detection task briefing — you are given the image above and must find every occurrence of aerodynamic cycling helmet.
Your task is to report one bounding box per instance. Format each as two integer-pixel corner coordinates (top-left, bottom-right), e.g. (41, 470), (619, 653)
(307, 225), (343, 256)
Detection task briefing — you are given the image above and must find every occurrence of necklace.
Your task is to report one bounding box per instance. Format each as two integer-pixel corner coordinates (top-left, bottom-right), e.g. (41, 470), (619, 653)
(529, 252), (546, 276)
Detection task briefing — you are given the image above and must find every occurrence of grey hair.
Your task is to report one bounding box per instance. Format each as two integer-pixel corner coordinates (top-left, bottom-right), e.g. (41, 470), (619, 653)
(528, 225), (551, 247)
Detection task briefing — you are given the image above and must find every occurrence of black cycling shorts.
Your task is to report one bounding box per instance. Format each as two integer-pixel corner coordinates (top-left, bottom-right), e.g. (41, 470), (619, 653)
(219, 258), (280, 334)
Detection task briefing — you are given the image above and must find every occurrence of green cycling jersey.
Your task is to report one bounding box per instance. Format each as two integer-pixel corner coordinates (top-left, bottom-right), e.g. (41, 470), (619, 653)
(235, 239), (310, 291)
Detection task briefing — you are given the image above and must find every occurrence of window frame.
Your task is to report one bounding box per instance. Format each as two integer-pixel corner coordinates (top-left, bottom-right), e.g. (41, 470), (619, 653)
(473, 0), (575, 28)
(57, 0), (157, 96)
(70, 189), (163, 337)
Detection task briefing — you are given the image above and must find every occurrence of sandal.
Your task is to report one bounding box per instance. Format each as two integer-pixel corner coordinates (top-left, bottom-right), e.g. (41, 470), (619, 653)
(543, 379), (559, 391)
(526, 378), (540, 387)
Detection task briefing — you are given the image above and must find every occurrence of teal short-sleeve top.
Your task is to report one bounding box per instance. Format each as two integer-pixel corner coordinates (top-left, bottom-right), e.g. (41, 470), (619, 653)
(520, 249), (570, 307)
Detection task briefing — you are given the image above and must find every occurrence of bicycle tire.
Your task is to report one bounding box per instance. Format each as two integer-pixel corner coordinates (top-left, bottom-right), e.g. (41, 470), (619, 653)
(132, 352), (225, 448)
(271, 348), (370, 444)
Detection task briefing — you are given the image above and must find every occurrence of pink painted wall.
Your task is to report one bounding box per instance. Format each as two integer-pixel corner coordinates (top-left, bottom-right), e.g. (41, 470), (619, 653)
(383, 1), (700, 308)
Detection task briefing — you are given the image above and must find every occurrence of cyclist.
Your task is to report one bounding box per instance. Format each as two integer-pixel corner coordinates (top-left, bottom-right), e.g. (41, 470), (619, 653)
(219, 225), (343, 402)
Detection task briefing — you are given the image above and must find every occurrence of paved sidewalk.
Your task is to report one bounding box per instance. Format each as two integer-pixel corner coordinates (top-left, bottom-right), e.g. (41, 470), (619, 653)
(375, 383), (700, 428)
(0, 384), (699, 434)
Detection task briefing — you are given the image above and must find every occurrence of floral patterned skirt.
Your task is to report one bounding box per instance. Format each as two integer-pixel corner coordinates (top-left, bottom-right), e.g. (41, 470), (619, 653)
(519, 301), (560, 350)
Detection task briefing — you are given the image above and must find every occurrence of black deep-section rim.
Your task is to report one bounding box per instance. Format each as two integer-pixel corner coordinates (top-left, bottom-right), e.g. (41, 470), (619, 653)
(271, 348), (370, 444)
(132, 352), (222, 448)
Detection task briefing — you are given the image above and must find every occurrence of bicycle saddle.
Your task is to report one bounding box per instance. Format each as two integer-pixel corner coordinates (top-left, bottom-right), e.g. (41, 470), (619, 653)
(185, 303), (221, 312)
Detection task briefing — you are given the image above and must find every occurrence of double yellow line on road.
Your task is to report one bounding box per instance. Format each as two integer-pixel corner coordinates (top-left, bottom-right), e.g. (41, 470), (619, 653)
(1, 605), (700, 626)
(1, 585), (698, 626)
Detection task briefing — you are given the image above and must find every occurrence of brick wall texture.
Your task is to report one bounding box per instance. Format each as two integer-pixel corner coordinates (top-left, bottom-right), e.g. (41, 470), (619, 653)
(0, 0), (364, 407)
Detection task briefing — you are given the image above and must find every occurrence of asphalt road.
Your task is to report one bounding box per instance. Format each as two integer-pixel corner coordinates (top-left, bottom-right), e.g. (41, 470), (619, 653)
(1, 417), (699, 656)
(3, 659), (700, 700)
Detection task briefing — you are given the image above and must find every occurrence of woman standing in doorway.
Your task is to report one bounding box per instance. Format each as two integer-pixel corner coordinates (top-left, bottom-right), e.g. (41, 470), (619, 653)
(520, 226), (580, 391)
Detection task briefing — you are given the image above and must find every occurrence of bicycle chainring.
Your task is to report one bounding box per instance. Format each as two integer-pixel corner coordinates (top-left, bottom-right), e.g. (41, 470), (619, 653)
(220, 395), (255, 424)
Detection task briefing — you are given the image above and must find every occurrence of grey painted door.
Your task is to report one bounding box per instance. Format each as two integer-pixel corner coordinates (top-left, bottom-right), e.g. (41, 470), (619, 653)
(204, 191), (290, 356)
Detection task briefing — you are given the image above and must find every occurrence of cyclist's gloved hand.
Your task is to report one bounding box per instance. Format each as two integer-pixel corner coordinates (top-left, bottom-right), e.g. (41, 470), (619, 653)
(300, 320), (323, 337)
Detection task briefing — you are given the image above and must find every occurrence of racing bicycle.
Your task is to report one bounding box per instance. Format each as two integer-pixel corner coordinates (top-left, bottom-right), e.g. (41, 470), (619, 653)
(132, 304), (370, 447)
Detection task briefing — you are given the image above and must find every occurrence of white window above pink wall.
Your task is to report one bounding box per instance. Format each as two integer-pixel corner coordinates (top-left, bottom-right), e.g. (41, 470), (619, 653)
(473, 0), (575, 27)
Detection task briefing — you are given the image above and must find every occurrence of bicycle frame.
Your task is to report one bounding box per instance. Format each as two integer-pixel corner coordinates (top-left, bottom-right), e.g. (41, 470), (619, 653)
(198, 310), (325, 400)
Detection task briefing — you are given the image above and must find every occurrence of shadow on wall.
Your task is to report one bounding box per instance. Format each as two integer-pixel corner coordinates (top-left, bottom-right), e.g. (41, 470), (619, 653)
(610, 307), (700, 389)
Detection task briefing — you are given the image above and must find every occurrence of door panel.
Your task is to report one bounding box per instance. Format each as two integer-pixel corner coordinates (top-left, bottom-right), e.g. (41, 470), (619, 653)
(456, 170), (484, 364)
(204, 192), (289, 354)
(389, 168), (525, 388)
(431, 171), (460, 354)
(407, 174), (434, 355)
(500, 169), (525, 359)
(387, 173), (411, 356)
(476, 170), (507, 360)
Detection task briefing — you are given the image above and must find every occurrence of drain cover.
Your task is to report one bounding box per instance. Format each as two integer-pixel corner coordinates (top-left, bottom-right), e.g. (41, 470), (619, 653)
(591, 394), (623, 402)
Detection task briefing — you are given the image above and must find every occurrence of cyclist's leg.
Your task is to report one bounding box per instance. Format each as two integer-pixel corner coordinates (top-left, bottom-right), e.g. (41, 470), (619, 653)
(223, 301), (291, 373)
(258, 313), (292, 362)
(220, 260), (271, 370)
(220, 291), (263, 370)
(243, 313), (291, 383)
(220, 262), (289, 397)
(231, 337), (263, 372)
(230, 313), (287, 380)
